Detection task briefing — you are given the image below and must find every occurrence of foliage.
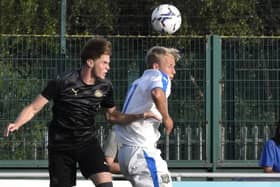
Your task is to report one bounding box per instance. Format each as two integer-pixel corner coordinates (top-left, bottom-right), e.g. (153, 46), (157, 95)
(0, 36), (53, 160)
(66, 0), (120, 34)
(0, 57), (48, 159)
(1, 0), (280, 35)
(180, 0), (263, 35)
(0, 0), (59, 34)
(255, 0), (280, 35)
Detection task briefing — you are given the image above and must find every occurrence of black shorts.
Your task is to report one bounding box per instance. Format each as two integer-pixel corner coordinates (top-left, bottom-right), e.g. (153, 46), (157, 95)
(48, 140), (110, 187)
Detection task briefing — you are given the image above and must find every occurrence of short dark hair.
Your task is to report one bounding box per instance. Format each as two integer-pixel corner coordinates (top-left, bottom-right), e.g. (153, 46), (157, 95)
(80, 37), (112, 64)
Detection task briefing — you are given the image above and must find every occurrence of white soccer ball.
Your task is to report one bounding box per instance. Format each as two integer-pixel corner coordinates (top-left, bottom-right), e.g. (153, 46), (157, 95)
(151, 4), (182, 34)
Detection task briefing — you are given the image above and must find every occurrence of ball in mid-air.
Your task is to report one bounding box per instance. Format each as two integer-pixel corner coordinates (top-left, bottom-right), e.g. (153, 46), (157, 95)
(151, 4), (182, 34)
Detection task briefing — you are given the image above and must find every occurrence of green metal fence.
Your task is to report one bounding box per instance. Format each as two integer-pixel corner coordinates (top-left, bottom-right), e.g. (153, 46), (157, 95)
(220, 36), (280, 167)
(1, 35), (280, 171)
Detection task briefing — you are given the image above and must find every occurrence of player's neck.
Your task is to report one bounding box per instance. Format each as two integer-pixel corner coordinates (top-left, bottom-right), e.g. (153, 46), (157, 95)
(80, 67), (95, 85)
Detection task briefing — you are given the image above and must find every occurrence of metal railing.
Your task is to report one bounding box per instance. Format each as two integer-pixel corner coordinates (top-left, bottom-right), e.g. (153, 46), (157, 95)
(1, 170), (280, 181)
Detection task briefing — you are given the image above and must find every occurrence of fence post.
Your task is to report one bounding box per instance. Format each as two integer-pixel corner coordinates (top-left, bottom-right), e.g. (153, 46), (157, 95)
(206, 35), (222, 172)
(58, 0), (67, 75)
(60, 0), (66, 55)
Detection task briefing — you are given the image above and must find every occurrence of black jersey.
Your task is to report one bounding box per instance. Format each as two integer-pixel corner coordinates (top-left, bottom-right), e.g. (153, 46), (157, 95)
(41, 70), (115, 150)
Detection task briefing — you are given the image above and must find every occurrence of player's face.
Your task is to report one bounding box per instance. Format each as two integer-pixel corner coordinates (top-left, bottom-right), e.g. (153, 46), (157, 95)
(159, 55), (176, 80)
(92, 54), (110, 80)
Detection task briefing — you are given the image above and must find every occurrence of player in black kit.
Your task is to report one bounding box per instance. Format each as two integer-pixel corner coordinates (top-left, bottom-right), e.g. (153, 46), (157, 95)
(4, 38), (158, 187)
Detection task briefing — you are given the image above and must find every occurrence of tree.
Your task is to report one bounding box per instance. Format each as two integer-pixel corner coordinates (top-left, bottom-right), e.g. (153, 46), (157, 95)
(66, 0), (119, 34)
(256, 0), (280, 35)
(0, 0), (59, 34)
(1, 0), (280, 35)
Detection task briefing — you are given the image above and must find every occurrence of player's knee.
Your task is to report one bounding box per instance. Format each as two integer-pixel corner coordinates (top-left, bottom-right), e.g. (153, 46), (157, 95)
(96, 182), (113, 187)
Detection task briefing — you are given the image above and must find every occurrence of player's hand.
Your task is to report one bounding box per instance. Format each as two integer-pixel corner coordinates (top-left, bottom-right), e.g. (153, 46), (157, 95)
(163, 116), (173, 135)
(143, 111), (161, 121)
(4, 123), (19, 137)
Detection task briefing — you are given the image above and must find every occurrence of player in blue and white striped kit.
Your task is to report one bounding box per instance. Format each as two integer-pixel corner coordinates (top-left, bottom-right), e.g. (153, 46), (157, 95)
(114, 46), (180, 187)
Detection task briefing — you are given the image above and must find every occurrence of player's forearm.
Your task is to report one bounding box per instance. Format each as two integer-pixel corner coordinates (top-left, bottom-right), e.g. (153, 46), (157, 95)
(155, 101), (169, 120)
(13, 95), (47, 129)
(13, 105), (37, 128)
(152, 88), (173, 134)
(106, 111), (144, 124)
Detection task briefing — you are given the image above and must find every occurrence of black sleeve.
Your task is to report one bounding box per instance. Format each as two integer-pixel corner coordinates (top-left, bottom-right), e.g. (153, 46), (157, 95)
(101, 85), (115, 108)
(41, 79), (61, 101)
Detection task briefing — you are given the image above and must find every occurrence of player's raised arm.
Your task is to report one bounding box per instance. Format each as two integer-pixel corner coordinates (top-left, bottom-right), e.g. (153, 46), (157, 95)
(4, 94), (49, 137)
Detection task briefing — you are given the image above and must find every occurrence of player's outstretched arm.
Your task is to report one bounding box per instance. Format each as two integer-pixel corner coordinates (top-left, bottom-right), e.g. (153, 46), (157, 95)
(4, 94), (49, 137)
(104, 106), (159, 125)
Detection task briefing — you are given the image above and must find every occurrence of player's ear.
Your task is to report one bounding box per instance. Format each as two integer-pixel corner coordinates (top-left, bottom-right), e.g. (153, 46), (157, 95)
(86, 59), (94, 68)
(152, 62), (159, 69)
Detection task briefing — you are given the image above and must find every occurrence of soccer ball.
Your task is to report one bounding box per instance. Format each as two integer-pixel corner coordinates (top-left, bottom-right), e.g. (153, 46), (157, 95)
(151, 4), (182, 34)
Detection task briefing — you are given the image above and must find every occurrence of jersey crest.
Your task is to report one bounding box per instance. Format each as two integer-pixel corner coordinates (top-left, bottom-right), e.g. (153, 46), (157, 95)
(94, 89), (103, 97)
